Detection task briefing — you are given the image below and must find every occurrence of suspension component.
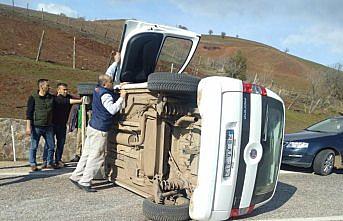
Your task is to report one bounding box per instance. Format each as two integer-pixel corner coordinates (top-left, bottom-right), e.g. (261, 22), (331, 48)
(159, 179), (184, 191)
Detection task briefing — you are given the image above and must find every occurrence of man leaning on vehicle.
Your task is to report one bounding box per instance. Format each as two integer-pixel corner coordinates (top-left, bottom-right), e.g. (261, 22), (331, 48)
(69, 74), (126, 192)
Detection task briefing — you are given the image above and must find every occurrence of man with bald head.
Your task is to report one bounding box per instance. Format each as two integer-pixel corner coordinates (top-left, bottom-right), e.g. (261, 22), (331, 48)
(69, 74), (126, 192)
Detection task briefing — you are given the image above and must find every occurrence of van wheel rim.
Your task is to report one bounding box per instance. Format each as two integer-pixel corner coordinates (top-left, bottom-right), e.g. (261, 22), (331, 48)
(323, 153), (334, 173)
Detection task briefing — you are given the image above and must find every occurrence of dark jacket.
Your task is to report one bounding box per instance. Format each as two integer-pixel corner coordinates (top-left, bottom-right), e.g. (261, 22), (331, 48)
(26, 92), (54, 126)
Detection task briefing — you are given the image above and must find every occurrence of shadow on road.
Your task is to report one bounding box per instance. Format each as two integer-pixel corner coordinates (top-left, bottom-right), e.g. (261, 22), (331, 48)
(93, 180), (115, 191)
(281, 164), (343, 174)
(0, 163), (31, 170)
(0, 164), (74, 187)
(233, 181), (297, 220)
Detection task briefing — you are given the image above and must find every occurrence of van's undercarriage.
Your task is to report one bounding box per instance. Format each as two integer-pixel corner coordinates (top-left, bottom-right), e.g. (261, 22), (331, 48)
(105, 86), (201, 207)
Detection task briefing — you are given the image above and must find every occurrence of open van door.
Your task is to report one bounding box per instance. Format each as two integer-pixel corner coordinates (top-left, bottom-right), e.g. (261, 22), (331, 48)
(115, 20), (201, 83)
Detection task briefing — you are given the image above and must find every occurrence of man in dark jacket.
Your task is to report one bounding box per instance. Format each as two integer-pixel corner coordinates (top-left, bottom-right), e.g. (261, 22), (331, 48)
(69, 74), (125, 192)
(42, 83), (82, 168)
(26, 79), (55, 171)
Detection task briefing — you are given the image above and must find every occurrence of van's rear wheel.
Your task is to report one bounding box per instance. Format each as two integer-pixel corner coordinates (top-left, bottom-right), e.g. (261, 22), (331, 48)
(147, 72), (200, 94)
(142, 198), (190, 221)
(313, 149), (335, 176)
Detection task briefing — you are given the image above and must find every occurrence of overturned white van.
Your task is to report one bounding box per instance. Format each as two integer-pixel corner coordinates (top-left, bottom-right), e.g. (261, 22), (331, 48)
(79, 20), (285, 221)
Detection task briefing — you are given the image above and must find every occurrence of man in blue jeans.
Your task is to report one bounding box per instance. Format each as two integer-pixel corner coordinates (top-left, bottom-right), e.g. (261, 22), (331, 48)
(26, 79), (55, 171)
(42, 83), (82, 168)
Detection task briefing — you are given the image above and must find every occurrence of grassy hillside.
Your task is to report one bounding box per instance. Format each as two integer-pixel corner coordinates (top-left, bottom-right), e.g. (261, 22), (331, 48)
(0, 54), (330, 132)
(0, 3), (335, 131)
(0, 55), (99, 119)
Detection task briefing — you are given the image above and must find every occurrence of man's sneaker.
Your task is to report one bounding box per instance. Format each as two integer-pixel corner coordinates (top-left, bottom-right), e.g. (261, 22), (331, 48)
(70, 155), (80, 162)
(57, 161), (65, 168)
(31, 165), (39, 172)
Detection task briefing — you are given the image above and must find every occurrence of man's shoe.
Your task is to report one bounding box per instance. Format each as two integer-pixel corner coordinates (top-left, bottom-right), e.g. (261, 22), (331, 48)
(69, 178), (81, 189)
(41, 161), (47, 169)
(57, 161), (65, 168)
(78, 184), (97, 192)
(31, 165), (39, 172)
(70, 155), (80, 162)
(47, 163), (60, 169)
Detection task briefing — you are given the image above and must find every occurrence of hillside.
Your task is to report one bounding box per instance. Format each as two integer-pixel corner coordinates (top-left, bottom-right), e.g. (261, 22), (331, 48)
(0, 3), (334, 131)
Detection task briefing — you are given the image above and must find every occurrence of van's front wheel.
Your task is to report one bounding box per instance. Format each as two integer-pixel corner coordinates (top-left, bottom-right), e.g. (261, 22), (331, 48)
(142, 198), (190, 221)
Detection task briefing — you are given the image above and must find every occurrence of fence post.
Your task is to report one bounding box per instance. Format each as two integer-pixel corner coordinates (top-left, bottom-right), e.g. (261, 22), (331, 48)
(73, 36), (76, 69)
(12, 0), (14, 12)
(36, 30), (45, 61)
(41, 8), (44, 21)
(26, 3), (29, 16)
(170, 63), (174, 73)
(11, 124), (16, 162)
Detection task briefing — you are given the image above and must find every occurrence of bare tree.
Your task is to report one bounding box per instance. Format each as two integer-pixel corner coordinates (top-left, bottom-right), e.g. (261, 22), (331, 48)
(322, 63), (343, 100)
(224, 50), (247, 80)
(304, 71), (323, 114)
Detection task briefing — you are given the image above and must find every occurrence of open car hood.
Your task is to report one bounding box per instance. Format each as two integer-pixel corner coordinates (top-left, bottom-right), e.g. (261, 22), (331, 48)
(115, 20), (201, 83)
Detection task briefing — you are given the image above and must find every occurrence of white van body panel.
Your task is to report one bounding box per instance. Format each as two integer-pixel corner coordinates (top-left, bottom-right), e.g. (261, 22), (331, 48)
(190, 77), (285, 221)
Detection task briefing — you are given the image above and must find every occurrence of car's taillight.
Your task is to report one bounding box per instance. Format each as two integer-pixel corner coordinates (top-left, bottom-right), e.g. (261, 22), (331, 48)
(230, 205), (255, 217)
(243, 82), (267, 96)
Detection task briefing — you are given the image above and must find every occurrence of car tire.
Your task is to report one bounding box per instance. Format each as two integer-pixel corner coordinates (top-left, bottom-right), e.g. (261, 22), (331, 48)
(313, 149), (335, 176)
(147, 72), (200, 94)
(142, 198), (190, 221)
(77, 82), (97, 95)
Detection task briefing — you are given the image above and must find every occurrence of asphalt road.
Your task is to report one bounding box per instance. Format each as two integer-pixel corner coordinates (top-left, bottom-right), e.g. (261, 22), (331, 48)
(0, 162), (342, 221)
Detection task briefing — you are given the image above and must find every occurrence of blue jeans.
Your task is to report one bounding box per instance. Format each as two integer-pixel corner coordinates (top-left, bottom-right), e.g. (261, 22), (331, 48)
(43, 125), (67, 163)
(29, 126), (55, 166)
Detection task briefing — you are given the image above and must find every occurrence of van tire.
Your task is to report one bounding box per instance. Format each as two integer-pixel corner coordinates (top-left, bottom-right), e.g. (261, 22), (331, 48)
(77, 82), (97, 95)
(313, 149), (335, 176)
(147, 72), (200, 94)
(142, 198), (190, 221)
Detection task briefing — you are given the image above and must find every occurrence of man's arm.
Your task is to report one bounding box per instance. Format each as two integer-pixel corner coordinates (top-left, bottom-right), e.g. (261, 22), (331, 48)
(70, 98), (82, 104)
(101, 92), (126, 115)
(26, 96), (34, 135)
(105, 52), (121, 80)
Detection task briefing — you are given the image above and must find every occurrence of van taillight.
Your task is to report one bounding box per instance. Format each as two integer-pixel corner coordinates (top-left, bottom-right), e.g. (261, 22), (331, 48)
(230, 205), (255, 217)
(243, 83), (267, 96)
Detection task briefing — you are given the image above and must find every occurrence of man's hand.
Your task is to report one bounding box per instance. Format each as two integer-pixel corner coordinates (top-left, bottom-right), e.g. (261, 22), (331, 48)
(120, 89), (127, 98)
(119, 82), (128, 86)
(26, 120), (31, 136)
(114, 52), (121, 63)
(26, 126), (31, 136)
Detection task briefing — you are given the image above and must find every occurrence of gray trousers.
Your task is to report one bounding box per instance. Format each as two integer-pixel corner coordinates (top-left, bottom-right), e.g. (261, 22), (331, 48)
(70, 126), (108, 187)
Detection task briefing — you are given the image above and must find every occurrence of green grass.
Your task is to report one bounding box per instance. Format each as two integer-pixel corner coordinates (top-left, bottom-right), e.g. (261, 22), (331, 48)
(0, 55), (333, 133)
(0, 55), (99, 119)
